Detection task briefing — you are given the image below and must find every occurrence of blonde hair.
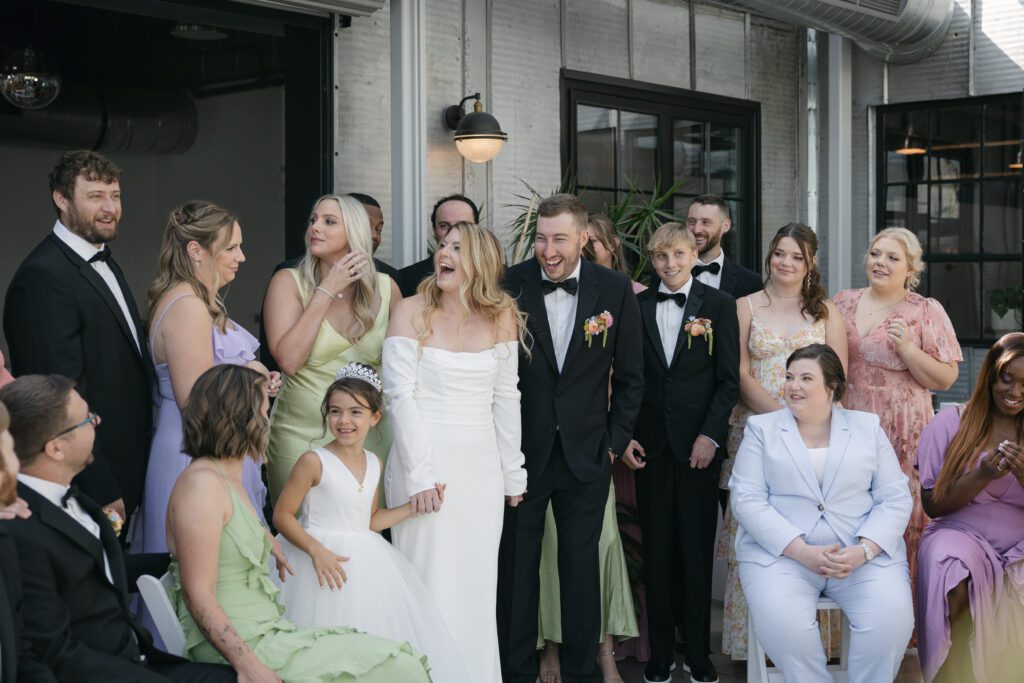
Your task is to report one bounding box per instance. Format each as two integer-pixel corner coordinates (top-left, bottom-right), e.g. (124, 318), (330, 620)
(296, 194), (380, 344)
(648, 221), (697, 254)
(869, 227), (925, 291)
(147, 201), (235, 334)
(414, 222), (529, 349)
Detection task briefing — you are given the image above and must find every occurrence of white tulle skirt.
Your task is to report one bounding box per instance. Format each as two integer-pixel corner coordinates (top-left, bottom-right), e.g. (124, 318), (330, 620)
(274, 528), (469, 683)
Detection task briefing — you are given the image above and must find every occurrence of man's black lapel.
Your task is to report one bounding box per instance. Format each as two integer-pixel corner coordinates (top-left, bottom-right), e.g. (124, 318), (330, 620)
(76, 491), (130, 599)
(639, 289), (668, 369)
(718, 258), (738, 297)
(19, 483), (107, 575)
(48, 236), (143, 362)
(669, 279), (705, 368)
(561, 260), (600, 375)
(519, 261), (559, 374)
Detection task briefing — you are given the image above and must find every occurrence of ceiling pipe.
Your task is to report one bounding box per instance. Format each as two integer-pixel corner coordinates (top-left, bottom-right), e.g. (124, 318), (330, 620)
(711, 0), (955, 64)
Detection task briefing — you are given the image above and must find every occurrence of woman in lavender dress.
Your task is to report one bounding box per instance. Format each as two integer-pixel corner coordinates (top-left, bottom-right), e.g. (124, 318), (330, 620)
(917, 332), (1024, 682)
(133, 201), (278, 553)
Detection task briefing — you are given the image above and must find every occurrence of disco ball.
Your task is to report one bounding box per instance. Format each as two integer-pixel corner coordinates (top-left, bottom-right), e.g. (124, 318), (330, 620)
(0, 47), (62, 109)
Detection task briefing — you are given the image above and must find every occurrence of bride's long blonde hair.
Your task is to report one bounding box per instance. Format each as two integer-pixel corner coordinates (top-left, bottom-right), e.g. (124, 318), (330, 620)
(414, 222), (529, 350)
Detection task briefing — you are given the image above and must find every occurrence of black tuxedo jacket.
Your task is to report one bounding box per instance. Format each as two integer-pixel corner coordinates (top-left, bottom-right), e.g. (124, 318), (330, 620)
(3, 483), (184, 682)
(0, 528), (56, 683)
(719, 257), (762, 299)
(398, 256), (433, 297)
(3, 235), (154, 513)
(633, 279), (740, 461)
(504, 258), (644, 482)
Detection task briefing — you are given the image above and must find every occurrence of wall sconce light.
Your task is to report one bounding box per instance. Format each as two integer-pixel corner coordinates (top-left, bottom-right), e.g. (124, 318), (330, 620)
(896, 125), (926, 156)
(443, 92), (508, 163)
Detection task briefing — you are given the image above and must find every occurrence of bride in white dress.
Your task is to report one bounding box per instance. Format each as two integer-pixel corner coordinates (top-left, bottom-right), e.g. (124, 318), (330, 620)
(384, 221), (528, 681)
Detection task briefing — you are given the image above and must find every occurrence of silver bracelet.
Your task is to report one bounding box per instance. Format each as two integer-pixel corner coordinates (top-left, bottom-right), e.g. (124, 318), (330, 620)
(315, 286), (341, 300)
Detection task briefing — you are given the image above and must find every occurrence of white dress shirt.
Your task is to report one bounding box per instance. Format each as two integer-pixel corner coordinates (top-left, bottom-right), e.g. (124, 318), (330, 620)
(695, 250), (725, 290)
(18, 473), (114, 584)
(541, 260), (582, 372)
(53, 221), (141, 352)
(656, 277), (693, 363)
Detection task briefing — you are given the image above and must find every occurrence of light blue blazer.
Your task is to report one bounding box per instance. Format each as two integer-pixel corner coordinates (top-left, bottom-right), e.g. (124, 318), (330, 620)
(729, 406), (911, 568)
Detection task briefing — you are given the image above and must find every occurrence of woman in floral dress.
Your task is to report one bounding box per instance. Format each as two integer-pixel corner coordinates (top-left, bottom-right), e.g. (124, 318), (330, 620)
(717, 224), (847, 658)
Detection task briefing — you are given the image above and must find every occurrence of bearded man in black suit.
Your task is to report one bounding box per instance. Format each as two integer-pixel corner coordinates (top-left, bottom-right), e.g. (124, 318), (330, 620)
(0, 375), (233, 683)
(498, 194), (644, 683)
(3, 151), (152, 527)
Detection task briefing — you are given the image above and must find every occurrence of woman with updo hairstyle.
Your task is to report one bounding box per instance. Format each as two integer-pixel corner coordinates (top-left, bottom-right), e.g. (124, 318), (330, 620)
(731, 343), (914, 682)
(263, 194), (401, 503)
(716, 222), (847, 659)
(134, 200), (276, 553)
(832, 226), (961, 618)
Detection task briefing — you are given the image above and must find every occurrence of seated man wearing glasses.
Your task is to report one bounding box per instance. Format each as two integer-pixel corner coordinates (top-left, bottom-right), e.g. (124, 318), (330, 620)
(0, 374), (234, 683)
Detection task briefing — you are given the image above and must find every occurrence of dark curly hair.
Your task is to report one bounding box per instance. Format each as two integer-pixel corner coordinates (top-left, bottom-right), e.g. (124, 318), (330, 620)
(48, 150), (121, 217)
(182, 365), (268, 463)
(764, 223), (829, 322)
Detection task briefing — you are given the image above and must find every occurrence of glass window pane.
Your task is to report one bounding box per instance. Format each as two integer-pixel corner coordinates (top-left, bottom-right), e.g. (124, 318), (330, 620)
(983, 98), (1022, 177)
(618, 111), (658, 192)
(929, 105), (980, 181)
(709, 124), (740, 196)
(722, 198), (745, 262)
(581, 189), (615, 217)
(983, 262), (1022, 337)
(982, 178), (1022, 254)
(577, 104), (616, 188)
(884, 184), (929, 241)
(928, 262), (981, 339)
(929, 183), (979, 254)
(885, 110), (928, 184)
(673, 120), (705, 195)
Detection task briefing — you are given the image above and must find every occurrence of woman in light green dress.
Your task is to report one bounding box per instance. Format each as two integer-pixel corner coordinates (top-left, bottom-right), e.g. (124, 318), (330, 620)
(536, 215), (640, 683)
(264, 194), (399, 503)
(168, 364), (431, 682)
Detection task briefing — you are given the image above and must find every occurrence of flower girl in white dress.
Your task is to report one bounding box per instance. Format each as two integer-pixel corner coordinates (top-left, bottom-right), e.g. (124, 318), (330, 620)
(272, 363), (468, 683)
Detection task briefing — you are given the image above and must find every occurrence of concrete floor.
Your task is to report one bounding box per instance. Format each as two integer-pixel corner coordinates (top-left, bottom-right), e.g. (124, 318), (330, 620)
(608, 601), (924, 683)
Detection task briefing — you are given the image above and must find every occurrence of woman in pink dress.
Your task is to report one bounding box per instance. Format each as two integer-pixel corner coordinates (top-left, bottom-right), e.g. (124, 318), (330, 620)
(916, 332), (1024, 682)
(833, 227), (961, 622)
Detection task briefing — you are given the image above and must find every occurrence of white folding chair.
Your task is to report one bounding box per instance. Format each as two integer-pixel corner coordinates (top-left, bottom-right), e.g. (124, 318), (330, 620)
(747, 596), (851, 683)
(137, 573), (186, 657)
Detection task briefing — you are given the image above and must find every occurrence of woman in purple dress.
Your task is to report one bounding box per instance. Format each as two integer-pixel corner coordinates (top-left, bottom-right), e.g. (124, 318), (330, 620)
(917, 332), (1024, 682)
(133, 201), (279, 553)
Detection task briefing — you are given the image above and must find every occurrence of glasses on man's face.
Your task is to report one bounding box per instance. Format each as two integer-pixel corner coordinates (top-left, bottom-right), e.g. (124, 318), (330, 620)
(53, 412), (101, 439)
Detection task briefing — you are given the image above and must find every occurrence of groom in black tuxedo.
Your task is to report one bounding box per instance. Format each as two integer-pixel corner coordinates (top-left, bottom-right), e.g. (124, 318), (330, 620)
(3, 150), (153, 527)
(628, 223), (739, 683)
(0, 375), (233, 683)
(499, 194), (643, 683)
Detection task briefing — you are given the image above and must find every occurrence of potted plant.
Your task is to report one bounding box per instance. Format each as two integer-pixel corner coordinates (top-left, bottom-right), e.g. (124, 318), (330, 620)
(990, 287), (1022, 334)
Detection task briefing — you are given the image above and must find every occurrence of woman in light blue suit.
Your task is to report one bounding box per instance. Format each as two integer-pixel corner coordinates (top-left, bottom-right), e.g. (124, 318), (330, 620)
(731, 343), (914, 683)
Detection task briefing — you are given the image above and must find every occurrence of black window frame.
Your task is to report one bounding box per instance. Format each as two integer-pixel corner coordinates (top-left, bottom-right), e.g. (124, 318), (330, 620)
(875, 93), (1024, 346)
(560, 68), (762, 271)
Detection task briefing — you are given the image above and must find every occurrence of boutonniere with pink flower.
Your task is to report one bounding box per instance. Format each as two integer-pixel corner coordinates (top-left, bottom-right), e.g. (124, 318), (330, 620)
(583, 310), (615, 348)
(102, 507), (124, 536)
(684, 316), (714, 355)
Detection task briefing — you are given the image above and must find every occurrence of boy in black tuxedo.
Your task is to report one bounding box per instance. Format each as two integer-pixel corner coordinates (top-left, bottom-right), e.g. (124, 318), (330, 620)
(625, 223), (739, 683)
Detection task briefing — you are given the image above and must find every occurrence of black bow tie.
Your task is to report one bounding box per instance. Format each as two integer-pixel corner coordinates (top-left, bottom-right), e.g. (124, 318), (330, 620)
(692, 261), (720, 277)
(656, 291), (687, 308)
(88, 248), (111, 263)
(541, 277), (578, 296)
(61, 484), (80, 509)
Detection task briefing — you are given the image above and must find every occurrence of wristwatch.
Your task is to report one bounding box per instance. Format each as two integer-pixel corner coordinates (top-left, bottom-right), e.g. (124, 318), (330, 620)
(858, 540), (876, 562)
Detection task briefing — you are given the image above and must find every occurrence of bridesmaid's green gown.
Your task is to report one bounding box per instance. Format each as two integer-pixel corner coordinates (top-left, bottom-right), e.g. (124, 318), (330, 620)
(169, 484), (431, 682)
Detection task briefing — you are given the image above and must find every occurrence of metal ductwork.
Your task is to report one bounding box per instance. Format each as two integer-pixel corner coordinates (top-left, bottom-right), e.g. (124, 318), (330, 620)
(0, 82), (198, 154)
(712, 0), (955, 64)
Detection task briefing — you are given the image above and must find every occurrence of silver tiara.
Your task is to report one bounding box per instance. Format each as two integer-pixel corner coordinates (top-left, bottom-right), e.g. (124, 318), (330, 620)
(335, 363), (382, 392)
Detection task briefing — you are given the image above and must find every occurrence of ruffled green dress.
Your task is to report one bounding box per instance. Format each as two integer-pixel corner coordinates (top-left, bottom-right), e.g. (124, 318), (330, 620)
(169, 484), (431, 683)
(536, 481), (639, 646)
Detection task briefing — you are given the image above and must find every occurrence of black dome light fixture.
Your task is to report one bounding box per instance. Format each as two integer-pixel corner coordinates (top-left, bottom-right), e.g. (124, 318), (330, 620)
(443, 92), (508, 163)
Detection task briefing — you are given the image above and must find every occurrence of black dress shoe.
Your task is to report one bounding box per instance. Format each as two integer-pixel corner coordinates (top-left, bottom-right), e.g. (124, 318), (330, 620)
(687, 657), (718, 683)
(643, 658), (673, 683)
